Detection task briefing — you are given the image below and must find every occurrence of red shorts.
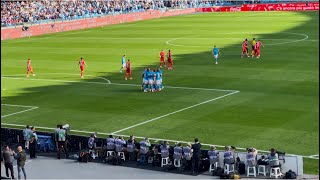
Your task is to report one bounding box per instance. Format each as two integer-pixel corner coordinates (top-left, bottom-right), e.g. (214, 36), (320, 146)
(126, 68), (131, 74)
(256, 49), (260, 55)
(242, 49), (248, 53)
(27, 66), (33, 71)
(167, 58), (172, 62)
(160, 57), (164, 62)
(80, 66), (84, 71)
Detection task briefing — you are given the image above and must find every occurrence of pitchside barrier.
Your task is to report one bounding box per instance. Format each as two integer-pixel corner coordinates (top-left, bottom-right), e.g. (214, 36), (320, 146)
(1, 2), (318, 40)
(1, 127), (303, 176)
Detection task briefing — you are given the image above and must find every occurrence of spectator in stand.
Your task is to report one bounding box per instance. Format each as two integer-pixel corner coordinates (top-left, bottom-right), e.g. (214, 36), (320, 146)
(14, 146), (27, 180)
(191, 138), (201, 175)
(2, 145), (15, 179)
(267, 148), (280, 168)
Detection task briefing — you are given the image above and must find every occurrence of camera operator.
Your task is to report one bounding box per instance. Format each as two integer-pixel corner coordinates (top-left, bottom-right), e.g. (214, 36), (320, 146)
(191, 138), (202, 175)
(182, 143), (193, 170)
(88, 133), (97, 150)
(127, 135), (137, 161)
(208, 145), (219, 166)
(246, 147), (258, 167)
(2, 145), (15, 179)
(56, 125), (69, 159)
(160, 140), (170, 165)
(103, 135), (115, 160)
(138, 137), (150, 162)
(115, 136), (126, 153)
(267, 148), (280, 168)
(223, 146), (235, 165)
(173, 142), (183, 162)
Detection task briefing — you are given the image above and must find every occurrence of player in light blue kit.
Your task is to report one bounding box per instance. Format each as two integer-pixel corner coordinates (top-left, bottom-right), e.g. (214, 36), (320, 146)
(142, 68), (149, 91)
(212, 45), (221, 64)
(120, 55), (126, 73)
(155, 68), (162, 91)
(158, 67), (164, 90)
(148, 68), (155, 92)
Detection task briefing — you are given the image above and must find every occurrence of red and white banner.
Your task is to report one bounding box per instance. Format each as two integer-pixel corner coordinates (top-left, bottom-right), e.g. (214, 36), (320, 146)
(196, 2), (319, 12)
(1, 9), (196, 40)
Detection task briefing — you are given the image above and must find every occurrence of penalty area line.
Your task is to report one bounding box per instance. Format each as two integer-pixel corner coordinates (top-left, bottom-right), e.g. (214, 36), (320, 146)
(111, 90), (239, 134)
(1, 104), (39, 118)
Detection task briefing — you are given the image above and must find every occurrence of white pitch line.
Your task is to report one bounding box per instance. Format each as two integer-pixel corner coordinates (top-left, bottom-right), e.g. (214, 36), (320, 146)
(1, 104), (38, 108)
(165, 32), (310, 47)
(111, 90), (239, 134)
(1, 75), (238, 92)
(2, 122), (318, 159)
(1, 106), (38, 118)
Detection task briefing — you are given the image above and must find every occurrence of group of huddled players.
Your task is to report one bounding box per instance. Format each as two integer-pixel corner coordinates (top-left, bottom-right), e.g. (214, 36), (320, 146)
(141, 67), (163, 92)
(241, 38), (264, 58)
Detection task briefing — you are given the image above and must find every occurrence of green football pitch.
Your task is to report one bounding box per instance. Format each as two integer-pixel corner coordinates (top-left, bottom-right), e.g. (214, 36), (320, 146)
(1, 11), (318, 173)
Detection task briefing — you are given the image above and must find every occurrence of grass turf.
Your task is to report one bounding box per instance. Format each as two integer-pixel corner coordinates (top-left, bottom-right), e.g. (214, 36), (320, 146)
(1, 11), (319, 174)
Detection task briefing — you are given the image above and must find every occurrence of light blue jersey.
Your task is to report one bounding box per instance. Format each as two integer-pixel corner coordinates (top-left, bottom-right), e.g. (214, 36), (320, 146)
(155, 71), (161, 80)
(148, 71), (155, 80)
(143, 70), (148, 80)
(122, 57), (126, 65)
(158, 69), (163, 80)
(213, 48), (219, 55)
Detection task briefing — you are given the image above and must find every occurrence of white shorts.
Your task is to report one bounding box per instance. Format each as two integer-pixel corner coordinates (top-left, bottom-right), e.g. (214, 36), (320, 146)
(143, 79), (148, 84)
(148, 80), (154, 84)
(160, 79), (162, 83)
(156, 80), (161, 85)
(214, 54), (218, 59)
(122, 64), (126, 68)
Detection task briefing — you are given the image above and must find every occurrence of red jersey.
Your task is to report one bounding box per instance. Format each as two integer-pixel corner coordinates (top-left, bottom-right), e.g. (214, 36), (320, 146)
(126, 61), (131, 69)
(79, 59), (85, 67)
(256, 41), (263, 49)
(27, 60), (31, 68)
(167, 52), (171, 59)
(160, 51), (165, 58)
(242, 42), (247, 49)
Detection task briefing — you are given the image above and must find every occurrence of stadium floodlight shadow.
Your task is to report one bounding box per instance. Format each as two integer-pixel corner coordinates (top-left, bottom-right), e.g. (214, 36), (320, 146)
(1, 12), (318, 172)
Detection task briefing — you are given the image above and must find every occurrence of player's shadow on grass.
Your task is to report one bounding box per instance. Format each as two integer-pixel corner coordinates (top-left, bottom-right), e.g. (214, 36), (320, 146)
(1, 11), (318, 125)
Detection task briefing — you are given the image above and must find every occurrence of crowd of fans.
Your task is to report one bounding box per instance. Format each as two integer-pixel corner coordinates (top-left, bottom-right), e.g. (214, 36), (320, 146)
(1, 0), (237, 26)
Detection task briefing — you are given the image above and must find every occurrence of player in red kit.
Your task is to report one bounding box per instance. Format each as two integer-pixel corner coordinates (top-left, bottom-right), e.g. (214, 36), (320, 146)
(159, 50), (166, 68)
(125, 59), (133, 80)
(78, 57), (87, 78)
(241, 41), (249, 58)
(255, 40), (264, 58)
(26, 58), (35, 77)
(167, 50), (173, 70)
